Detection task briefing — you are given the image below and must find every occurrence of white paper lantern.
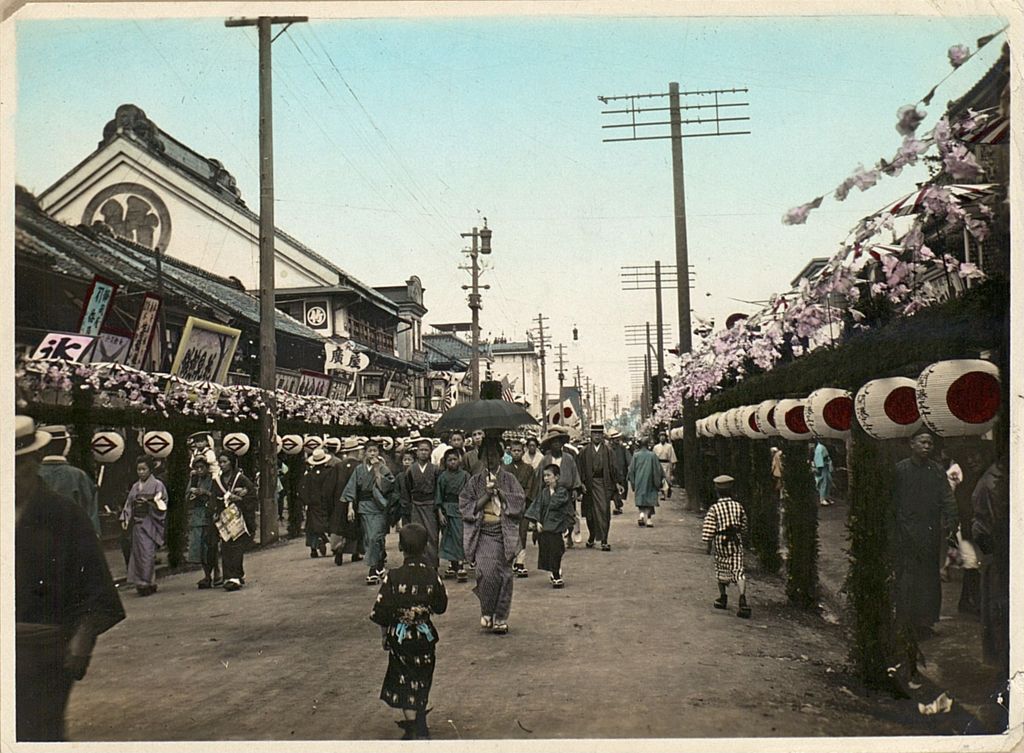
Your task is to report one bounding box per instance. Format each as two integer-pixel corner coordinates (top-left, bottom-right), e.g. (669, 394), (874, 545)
(698, 418), (710, 438)
(713, 412), (730, 437)
(280, 434), (303, 455)
(718, 408), (736, 438)
(303, 435), (324, 453)
(854, 377), (922, 439)
(917, 359), (1001, 437)
(141, 430), (174, 458)
(738, 405), (764, 439)
(222, 432), (251, 457)
(775, 399), (811, 441)
(91, 430), (125, 464)
(669, 427), (684, 441)
(754, 400), (781, 437)
(806, 388), (854, 439)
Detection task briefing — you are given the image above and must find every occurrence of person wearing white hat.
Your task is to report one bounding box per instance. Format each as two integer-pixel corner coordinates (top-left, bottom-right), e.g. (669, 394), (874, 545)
(301, 448), (339, 559)
(701, 475), (751, 618)
(653, 430), (678, 501)
(37, 425), (101, 534)
(328, 438), (365, 566)
(14, 416), (126, 741)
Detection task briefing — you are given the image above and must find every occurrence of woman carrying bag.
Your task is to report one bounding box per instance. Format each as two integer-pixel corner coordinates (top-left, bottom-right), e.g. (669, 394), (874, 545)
(214, 452), (257, 592)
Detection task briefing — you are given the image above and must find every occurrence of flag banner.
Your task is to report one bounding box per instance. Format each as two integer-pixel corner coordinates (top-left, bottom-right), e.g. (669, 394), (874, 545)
(77, 275), (119, 337)
(125, 293), (162, 369)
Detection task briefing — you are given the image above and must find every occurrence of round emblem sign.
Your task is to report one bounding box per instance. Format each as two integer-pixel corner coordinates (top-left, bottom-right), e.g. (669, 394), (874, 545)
(223, 433), (251, 457)
(92, 431), (125, 464)
(306, 305), (328, 328)
(280, 434), (303, 455)
(81, 182), (172, 252)
(141, 430), (174, 458)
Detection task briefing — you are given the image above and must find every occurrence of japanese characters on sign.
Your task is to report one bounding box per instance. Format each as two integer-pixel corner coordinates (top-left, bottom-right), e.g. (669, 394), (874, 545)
(297, 370), (331, 397)
(125, 293), (162, 369)
(77, 276), (119, 337)
(325, 340), (370, 374)
(31, 332), (96, 363)
(86, 330), (133, 365)
(169, 316), (241, 384)
(276, 370), (301, 393)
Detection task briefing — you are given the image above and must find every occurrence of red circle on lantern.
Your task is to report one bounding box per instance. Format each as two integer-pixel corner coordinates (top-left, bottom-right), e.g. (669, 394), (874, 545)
(883, 386), (920, 425)
(767, 407), (777, 428)
(947, 371), (1000, 424)
(748, 412), (759, 432)
(785, 406), (809, 435)
(822, 396), (853, 431)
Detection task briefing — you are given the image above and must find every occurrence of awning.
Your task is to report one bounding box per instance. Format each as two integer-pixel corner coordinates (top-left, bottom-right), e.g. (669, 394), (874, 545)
(876, 183), (1000, 218)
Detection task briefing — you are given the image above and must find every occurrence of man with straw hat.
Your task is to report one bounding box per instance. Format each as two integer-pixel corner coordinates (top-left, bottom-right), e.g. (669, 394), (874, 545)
(701, 474), (751, 618)
(37, 424), (100, 534)
(329, 437), (364, 566)
(14, 416), (125, 740)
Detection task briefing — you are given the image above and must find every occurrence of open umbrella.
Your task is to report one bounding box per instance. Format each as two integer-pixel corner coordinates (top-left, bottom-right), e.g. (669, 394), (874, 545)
(431, 381), (539, 433)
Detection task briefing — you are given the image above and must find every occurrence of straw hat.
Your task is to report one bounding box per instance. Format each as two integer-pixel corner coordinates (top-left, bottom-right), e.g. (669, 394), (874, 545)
(323, 437), (342, 454)
(307, 448), (330, 466)
(15, 416), (52, 457)
(539, 425), (570, 452)
(713, 474), (735, 486)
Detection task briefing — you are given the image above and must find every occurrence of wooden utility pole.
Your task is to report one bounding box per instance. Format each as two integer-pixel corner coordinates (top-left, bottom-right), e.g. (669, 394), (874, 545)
(460, 224), (492, 399)
(534, 313), (549, 431)
(600, 82), (749, 511)
(555, 343), (567, 401)
(225, 15), (306, 546)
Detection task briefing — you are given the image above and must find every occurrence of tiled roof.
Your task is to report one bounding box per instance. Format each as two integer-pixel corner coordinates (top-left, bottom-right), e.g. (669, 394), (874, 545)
(16, 202), (322, 342)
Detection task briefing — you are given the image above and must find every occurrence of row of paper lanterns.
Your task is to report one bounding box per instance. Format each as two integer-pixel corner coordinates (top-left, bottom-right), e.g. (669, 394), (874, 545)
(691, 359), (1000, 441)
(90, 431), (395, 464)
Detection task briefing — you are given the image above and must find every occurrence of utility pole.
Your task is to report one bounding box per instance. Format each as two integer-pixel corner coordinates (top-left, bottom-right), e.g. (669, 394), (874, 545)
(225, 14), (307, 546)
(600, 82), (749, 511)
(533, 313), (550, 431)
(622, 262), (691, 394)
(459, 224), (492, 399)
(625, 321), (672, 404)
(601, 386), (608, 423)
(555, 343), (567, 401)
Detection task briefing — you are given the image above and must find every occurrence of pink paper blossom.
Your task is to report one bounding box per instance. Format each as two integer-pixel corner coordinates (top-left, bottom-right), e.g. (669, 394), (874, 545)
(942, 144), (984, 181)
(895, 104), (927, 137)
(948, 44), (970, 68)
(783, 196), (823, 225)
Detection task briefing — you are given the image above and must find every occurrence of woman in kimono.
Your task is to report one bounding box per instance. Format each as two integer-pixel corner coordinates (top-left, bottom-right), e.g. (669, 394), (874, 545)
(436, 449), (470, 582)
(525, 464), (574, 587)
(370, 523), (448, 740)
(119, 455), (168, 596)
(214, 452), (257, 592)
(186, 456), (221, 588)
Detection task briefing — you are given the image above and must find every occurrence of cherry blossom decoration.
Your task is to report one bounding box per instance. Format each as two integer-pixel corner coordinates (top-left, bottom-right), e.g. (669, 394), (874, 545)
(948, 44), (970, 68)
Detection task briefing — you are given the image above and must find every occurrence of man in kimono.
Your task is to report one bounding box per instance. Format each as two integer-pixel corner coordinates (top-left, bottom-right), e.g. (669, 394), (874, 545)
(628, 435), (664, 527)
(972, 457), (1009, 686)
(653, 431), (678, 500)
(37, 425), (100, 534)
(536, 426), (583, 547)
(329, 437), (364, 566)
(701, 474), (751, 618)
(342, 439), (396, 585)
(15, 416), (125, 741)
(461, 429), (487, 475)
(507, 439), (538, 576)
(436, 449), (470, 581)
(459, 436), (525, 634)
(607, 429), (632, 516)
(403, 438), (442, 569)
(812, 440), (834, 506)
(523, 436), (544, 470)
(577, 424), (614, 551)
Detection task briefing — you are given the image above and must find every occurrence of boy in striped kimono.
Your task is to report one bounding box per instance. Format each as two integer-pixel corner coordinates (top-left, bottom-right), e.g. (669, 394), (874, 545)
(701, 474), (751, 618)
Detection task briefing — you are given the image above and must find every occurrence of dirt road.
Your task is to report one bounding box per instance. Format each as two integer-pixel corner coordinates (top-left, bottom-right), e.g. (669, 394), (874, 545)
(66, 490), (980, 742)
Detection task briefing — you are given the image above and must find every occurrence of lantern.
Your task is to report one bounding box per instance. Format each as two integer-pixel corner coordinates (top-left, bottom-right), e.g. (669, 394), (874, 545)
(754, 400), (781, 437)
(775, 399), (811, 441)
(222, 432), (251, 457)
(141, 430), (173, 458)
(717, 408), (736, 438)
(739, 405), (763, 439)
(696, 418), (709, 438)
(712, 412), (729, 437)
(91, 430), (125, 464)
(854, 377), (922, 439)
(279, 434), (303, 455)
(917, 359), (1001, 436)
(806, 388), (854, 439)
(303, 435), (324, 453)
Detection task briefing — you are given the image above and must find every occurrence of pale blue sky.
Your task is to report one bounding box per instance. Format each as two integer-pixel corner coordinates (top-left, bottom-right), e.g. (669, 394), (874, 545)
(13, 12), (1006, 403)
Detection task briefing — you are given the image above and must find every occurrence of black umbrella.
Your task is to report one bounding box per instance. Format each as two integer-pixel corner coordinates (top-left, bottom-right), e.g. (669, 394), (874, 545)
(431, 398), (539, 433)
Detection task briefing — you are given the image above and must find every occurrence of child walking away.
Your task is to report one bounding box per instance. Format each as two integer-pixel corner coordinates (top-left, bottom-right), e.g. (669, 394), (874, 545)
(701, 475), (751, 618)
(369, 523), (448, 740)
(525, 464), (574, 588)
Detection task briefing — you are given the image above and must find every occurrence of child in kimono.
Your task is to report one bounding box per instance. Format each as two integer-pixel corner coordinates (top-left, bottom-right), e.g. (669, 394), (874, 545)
(370, 523), (448, 740)
(525, 464), (574, 588)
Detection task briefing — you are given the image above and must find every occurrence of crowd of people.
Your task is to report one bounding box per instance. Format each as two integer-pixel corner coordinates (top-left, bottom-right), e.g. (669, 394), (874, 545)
(12, 411), (1011, 741)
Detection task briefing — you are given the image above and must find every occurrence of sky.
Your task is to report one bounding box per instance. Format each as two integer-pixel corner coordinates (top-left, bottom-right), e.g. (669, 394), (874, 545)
(11, 6), (1008, 407)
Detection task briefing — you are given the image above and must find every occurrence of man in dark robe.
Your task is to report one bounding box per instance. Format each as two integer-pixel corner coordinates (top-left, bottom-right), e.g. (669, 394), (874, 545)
(301, 448), (338, 558)
(403, 439), (442, 569)
(972, 458), (1009, 683)
(329, 438), (364, 566)
(577, 424), (614, 551)
(15, 416), (125, 741)
(891, 430), (958, 672)
(606, 428), (632, 515)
